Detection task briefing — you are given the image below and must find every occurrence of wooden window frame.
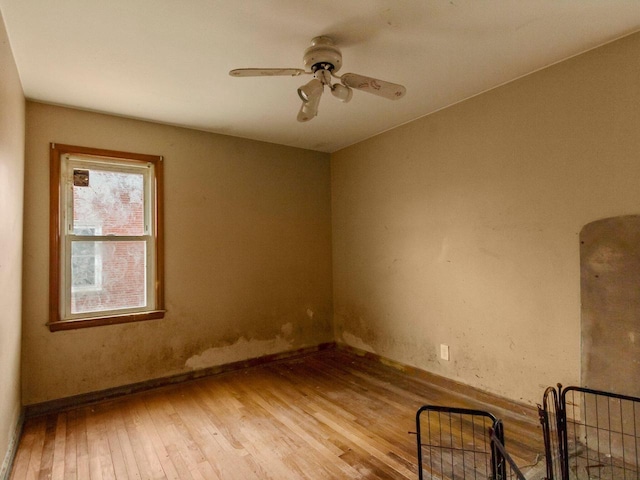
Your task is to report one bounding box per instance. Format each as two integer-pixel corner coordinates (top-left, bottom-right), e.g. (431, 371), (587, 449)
(49, 143), (165, 331)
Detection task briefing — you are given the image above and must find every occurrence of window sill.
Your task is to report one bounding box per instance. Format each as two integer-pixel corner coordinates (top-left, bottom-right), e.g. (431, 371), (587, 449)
(48, 310), (166, 332)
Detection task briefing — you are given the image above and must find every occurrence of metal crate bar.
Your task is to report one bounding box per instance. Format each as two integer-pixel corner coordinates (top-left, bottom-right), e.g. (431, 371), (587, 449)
(490, 420), (526, 480)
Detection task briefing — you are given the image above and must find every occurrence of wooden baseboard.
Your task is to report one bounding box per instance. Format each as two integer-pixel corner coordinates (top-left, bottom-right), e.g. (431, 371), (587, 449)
(25, 342), (336, 418)
(0, 408), (24, 480)
(335, 342), (540, 425)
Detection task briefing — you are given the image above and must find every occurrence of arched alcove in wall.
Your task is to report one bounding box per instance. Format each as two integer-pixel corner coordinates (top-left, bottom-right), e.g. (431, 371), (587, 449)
(580, 215), (640, 397)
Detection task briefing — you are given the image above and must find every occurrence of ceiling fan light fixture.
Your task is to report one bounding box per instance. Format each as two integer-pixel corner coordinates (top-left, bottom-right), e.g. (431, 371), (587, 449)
(297, 78), (324, 121)
(297, 94), (322, 122)
(297, 78), (323, 102)
(297, 83), (323, 122)
(331, 83), (353, 103)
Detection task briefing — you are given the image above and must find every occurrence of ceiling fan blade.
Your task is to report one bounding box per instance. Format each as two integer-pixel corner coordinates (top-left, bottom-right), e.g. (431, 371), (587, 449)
(229, 68), (306, 77)
(340, 73), (406, 100)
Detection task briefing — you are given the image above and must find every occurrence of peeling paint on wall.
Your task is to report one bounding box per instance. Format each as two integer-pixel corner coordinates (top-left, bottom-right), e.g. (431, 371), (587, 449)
(184, 335), (294, 370)
(341, 331), (375, 353)
(281, 322), (294, 337)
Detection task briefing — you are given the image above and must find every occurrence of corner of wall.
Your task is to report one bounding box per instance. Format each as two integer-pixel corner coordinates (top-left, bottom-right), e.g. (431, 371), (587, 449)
(0, 408), (24, 480)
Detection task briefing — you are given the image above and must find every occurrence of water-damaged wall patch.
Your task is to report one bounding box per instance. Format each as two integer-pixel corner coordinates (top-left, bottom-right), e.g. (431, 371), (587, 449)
(581, 215), (640, 397)
(340, 331), (376, 353)
(185, 335), (293, 370)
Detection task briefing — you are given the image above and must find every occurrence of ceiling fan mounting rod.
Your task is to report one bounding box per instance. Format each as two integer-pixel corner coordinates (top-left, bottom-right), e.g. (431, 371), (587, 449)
(311, 61), (336, 73)
(315, 69), (332, 86)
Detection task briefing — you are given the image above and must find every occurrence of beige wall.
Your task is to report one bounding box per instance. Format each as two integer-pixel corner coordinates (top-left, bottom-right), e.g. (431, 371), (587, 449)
(331, 32), (640, 405)
(0, 9), (24, 476)
(23, 103), (332, 405)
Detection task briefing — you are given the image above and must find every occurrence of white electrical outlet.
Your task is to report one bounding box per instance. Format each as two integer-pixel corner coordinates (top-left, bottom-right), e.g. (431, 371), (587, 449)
(440, 344), (450, 361)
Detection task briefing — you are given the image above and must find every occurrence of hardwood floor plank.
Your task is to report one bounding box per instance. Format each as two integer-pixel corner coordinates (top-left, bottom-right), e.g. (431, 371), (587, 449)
(161, 395), (210, 480)
(100, 405), (130, 480)
(163, 391), (225, 479)
(11, 349), (544, 479)
(9, 417), (42, 480)
(84, 405), (111, 480)
(130, 396), (181, 479)
(111, 406), (142, 480)
(50, 412), (67, 480)
(147, 395), (202, 480)
(62, 410), (78, 480)
(36, 414), (57, 480)
(192, 381), (249, 454)
(74, 408), (90, 480)
(24, 416), (47, 480)
(122, 397), (166, 479)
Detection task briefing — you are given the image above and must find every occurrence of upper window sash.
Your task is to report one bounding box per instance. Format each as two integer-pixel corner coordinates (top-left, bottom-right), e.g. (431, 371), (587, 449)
(62, 155), (154, 237)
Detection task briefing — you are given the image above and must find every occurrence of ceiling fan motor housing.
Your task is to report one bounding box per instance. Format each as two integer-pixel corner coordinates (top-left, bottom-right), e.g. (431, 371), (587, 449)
(303, 36), (342, 73)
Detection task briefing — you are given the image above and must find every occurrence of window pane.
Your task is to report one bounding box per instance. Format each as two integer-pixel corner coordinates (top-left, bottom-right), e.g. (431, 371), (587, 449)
(71, 240), (147, 314)
(71, 240), (99, 289)
(73, 169), (145, 236)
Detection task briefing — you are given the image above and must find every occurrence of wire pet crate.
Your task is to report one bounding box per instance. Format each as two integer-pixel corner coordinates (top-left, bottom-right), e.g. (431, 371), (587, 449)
(539, 385), (640, 480)
(415, 405), (525, 480)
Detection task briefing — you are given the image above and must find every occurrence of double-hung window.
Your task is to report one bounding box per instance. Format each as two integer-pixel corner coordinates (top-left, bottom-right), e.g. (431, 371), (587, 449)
(49, 143), (165, 331)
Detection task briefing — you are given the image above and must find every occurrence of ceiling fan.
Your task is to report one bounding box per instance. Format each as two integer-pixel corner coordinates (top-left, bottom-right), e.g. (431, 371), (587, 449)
(229, 36), (406, 122)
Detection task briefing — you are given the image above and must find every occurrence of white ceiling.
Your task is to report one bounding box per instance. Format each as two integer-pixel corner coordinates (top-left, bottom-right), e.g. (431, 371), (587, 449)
(1, 1), (639, 153)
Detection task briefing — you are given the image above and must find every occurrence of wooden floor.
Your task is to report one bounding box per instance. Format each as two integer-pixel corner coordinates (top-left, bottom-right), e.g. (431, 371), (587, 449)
(10, 349), (545, 479)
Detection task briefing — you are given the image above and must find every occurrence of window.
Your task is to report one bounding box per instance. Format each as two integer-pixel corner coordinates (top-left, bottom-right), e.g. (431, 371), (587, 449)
(49, 143), (165, 331)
